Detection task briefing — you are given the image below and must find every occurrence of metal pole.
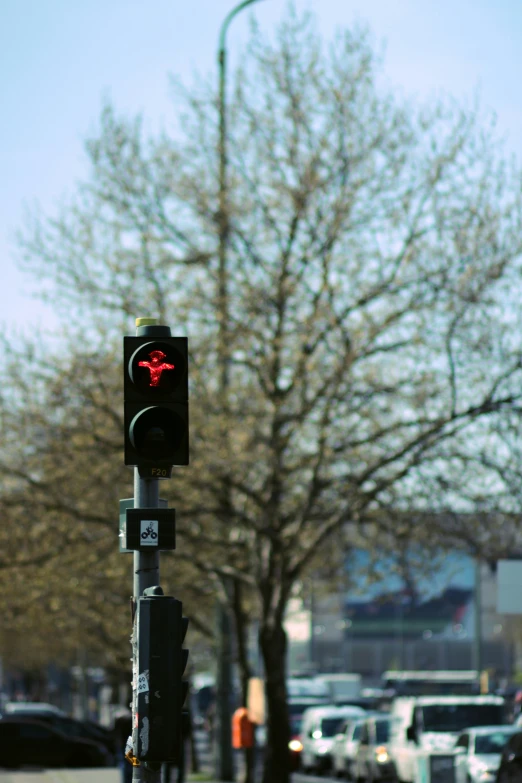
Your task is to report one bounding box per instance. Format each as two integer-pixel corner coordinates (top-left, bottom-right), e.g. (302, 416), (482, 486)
(215, 4), (264, 780)
(309, 578), (315, 670)
(473, 558), (483, 678)
(132, 350), (161, 783)
(132, 476), (162, 783)
(133, 472), (160, 599)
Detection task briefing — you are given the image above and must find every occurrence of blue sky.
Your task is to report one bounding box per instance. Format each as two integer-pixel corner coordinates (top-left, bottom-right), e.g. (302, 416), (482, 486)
(2, 0), (522, 335)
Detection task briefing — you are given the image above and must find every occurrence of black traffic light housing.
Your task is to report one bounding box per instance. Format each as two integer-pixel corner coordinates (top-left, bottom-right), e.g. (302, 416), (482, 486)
(134, 587), (189, 763)
(124, 325), (188, 477)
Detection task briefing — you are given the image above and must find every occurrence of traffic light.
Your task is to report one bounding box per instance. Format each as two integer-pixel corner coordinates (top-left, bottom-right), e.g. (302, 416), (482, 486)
(134, 587), (189, 763)
(124, 325), (188, 477)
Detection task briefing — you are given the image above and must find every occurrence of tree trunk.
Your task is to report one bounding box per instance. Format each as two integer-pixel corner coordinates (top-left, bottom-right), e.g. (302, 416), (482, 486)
(259, 622), (290, 783)
(214, 595), (234, 781)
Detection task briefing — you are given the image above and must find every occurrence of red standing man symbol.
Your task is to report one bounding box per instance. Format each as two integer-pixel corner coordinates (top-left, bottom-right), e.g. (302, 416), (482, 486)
(139, 350), (175, 387)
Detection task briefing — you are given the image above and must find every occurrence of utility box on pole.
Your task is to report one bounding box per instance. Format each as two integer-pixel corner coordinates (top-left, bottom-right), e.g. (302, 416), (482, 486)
(134, 588), (189, 764)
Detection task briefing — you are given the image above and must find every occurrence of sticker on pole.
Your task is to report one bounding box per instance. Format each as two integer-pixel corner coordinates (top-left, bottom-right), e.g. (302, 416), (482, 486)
(137, 670), (149, 694)
(140, 520), (159, 545)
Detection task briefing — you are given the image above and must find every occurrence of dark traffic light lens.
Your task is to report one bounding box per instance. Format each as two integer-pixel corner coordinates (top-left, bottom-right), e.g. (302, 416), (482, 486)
(130, 406), (186, 460)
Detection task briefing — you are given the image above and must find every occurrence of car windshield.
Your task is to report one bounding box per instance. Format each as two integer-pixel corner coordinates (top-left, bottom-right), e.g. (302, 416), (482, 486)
(375, 721), (391, 743)
(321, 718), (344, 737)
(474, 732), (513, 754)
(421, 705), (504, 733)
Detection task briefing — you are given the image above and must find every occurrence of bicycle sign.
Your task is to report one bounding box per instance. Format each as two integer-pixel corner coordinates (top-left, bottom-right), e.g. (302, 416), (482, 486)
(140, 519), (159, 545)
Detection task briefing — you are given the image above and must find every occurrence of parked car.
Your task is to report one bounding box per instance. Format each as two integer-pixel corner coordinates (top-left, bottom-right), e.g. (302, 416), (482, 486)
(332, 716), (366, 779)
(495, 730), (522, 783)
(25, 713), (116, 764)
(454, 726), (520, 783)
(0, 717), (112, 768)
(1, 705), (116, 763)
(353, 715), (397, 783)
(301, 704), (366, 774)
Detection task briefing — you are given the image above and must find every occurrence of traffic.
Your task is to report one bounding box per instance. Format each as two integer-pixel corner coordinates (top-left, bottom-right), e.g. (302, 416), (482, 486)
(281, 670), (522, 783)
(3, 670), (522, 782)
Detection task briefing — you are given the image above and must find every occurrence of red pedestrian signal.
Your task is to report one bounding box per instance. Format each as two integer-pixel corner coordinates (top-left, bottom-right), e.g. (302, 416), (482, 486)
(138, 350), (175, 387)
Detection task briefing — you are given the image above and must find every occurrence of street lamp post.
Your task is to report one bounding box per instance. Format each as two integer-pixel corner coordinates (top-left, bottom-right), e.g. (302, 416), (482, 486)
(215, 8), (265, 783)
(217, 0), (264, 382)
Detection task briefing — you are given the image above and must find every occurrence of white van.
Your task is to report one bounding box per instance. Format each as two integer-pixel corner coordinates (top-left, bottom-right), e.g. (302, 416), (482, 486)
(388, 695), (505, 783)
(301, 704), (366, 774)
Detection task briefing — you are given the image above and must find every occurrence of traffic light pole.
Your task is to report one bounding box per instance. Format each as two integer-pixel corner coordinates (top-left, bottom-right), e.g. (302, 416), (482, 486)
(133, 472), (160, 600)
(132, 426), (161, 783)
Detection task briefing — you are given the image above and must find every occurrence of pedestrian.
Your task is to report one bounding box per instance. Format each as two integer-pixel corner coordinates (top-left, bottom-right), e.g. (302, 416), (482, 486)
(162, 711), (191, 783)
(161, 740), (184, 783)
(113, 708), (133, 783)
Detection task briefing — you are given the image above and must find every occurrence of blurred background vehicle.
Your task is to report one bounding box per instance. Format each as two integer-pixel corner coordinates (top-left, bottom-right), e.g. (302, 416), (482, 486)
(389, 695), (506, 783)
(2, 701), (67, 717)
(0, 704), (117, 764)
(454, 726), (520, 783)
(301, 704), (366, 775)
(353, 715), (397, 783)
(254, 710), (306, 771)
(332, 716), (366, 779)
(287, 677), (330, 700)
(316, 674), (362, 705)
(496, 731), (522, 783)
(288, 718), (304, 772)
(382, 671), (481, 699)
(0, 717), (112, 768)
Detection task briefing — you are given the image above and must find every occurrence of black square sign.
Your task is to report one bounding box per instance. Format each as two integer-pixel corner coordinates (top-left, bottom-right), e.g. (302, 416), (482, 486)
(123, 508), (176, 551)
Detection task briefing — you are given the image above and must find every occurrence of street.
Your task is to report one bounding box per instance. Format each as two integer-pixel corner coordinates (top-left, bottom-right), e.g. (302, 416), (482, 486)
(0, 772), (351, 783)
(0, 771), (119, 783)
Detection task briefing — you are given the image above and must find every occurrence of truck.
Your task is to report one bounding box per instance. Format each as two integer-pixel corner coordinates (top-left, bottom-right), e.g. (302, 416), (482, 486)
(388, 694), (505, 783)
(315, 673), (362, 704)
(382, 670), (481, 697)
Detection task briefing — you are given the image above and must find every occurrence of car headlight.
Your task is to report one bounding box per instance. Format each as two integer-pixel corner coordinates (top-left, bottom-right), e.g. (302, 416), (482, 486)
(375, 745), (389, 764)
(289, 739), (303, 753)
